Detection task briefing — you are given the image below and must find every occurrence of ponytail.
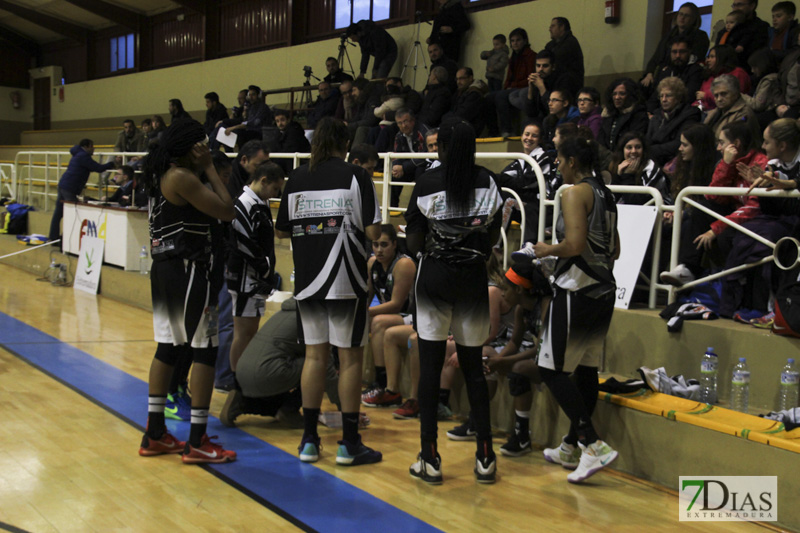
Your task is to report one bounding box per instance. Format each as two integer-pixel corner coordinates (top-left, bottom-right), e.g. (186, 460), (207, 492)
(438, 118), (476, 212)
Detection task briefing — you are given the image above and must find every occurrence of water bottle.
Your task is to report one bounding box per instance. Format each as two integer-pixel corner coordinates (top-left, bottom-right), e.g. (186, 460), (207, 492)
(780, 358), (800, 411)
(730, 358), (750, 413)
(139, 246), (149, 275)
(290, 269), (295, 290)
(700, 347), (718, 404)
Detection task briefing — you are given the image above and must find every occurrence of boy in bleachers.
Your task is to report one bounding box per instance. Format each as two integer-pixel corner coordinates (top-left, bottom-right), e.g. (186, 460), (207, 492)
(226, 162), (284, 378)
(769, 1), (799, 57)
(716, 10), (746, 52)
(480, 34), (509, 93)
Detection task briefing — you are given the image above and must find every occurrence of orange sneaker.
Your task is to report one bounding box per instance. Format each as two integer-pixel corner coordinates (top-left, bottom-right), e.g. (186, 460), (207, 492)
(139, 431), (185, 456)
(181, 434), (237, 464)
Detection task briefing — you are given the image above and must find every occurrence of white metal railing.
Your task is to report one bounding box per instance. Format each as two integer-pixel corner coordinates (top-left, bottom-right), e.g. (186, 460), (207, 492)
(668, 186), (800, 303)
(551, 184), (666, 309)
(0, 163), (15, 199)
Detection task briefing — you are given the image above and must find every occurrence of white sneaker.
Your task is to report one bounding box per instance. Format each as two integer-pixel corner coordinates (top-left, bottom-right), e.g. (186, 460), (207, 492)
(659, 264), (695, 286)
(410, 454), (443, 485)
(511, 242), (537, 262)
(567, 440), (618, 483)
(474, 455), (497, 484)
(542, 437), (581, 469)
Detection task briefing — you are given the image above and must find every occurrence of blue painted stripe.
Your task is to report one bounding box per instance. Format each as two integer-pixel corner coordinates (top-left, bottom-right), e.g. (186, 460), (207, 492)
(0, 311), (440, 533)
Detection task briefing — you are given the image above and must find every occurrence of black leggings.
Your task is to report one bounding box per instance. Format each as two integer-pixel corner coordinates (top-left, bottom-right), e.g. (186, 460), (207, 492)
(418, 339), (493, 455)
(540, 365), (599, 446)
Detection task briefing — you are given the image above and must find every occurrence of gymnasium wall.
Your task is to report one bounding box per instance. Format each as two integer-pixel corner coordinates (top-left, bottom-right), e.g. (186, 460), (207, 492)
(43, 0), (665, 129)
(0, 87), (33, 145)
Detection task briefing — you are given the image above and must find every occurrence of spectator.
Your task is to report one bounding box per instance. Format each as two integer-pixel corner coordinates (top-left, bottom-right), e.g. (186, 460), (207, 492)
(347, 143), (380, 176)
(323, 57), (354, 84)
(491, 27), (536, 137)
(346, 20), (398, 79)
(370, 84), (405, 149)
(703, 74), (760, 141)
(274, 117), (383, 467)
(480, 34), (509, 93)
(428, 42), (458, 93)
(335, 79), (356, 121)
(391, 108), (428, 207)
(645, 37), (704, 113)
(227, 139), (271, 199)
(307, 81), (341, 129)
(226, 162), (284, 376)
(417, 66), (452, 128)
(210, 89), (248, 152)
(715, 10), (747, 49)
(428, 0), (471, 63)
(347, 78), (380, 145)
(114, 119), (146, 161)
(643, 2), (710, 89)
(542, 90), (580, 150)
(597, 78), (649, 151)
(272, 109), (310, 175)
(545, 17), (584, 88)
(695, 45), (752, 111)
(168, 98), (191, 122)
(646, 77), (702, 166)
(48, 138), (116, 243)
(769, 1), (799, 58)
(611, 132), (671, 205)
(444, 67), (489, 135)
(103, 165), (135, 205)
(575, 87), (603, 138)
(386, 76), (424, 114)
(225, 85), (273, 146)
(745, 48), (783, 129)
(203, 92), (229, 137)
(151, 115), (167, 145)
(727, 0), (771, 70)
(661, 120), (768, 286)
(521, 50), (579, 121)
(663, 123), (717, 226)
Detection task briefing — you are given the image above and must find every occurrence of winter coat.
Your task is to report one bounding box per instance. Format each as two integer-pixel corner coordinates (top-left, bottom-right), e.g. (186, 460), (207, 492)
(703, 97), (759, 139)
(743, 73), (783, 112)
(480, 45), (509, 81)
(445, 79), (489, 135)
(645, 103), (702, 166)
(646, 62), (704, 113)
(429, 0), (471, 62)
(597, 102), (650, 151)
(504, 46), (536, 89)
(577, 107), (602, 139)
(418, 84), (452, 129)
(727, 13), (770, 70)
(544, 30), (584, 87)
(645, 26), (710, 75)
(705, 149), (768, 235)
(696, 67), (752, 111)
(58, 145), (116, 195)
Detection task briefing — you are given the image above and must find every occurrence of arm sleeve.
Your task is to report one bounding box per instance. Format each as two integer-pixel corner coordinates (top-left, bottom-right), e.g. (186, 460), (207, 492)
(275, 183), (292, 232)
(704, 161), (737, 204)
(358, 167), (381, 227)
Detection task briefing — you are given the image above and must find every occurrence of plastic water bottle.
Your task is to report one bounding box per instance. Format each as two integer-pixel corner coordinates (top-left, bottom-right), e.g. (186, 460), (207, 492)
(700, 347), (718, 404)
(139, 246), (149, 275)
(780, 358), (800, 411)
(730, 358), (750, 413)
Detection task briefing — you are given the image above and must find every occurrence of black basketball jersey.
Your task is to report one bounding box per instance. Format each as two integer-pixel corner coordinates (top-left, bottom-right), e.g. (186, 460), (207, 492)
(149, 182), (214, 263)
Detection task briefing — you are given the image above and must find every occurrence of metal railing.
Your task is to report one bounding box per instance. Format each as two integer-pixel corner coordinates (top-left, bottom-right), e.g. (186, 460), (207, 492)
(0, 163), (15, 199)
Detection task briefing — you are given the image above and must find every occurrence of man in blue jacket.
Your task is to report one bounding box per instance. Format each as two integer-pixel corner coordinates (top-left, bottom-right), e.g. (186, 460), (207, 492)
(48, 138), (116, 244)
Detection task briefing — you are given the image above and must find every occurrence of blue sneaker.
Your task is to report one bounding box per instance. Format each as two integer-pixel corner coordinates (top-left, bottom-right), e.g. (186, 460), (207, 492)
(298, 436), (321, 463)
(336, 437), (382, 466)
(165, 386), (191, 421)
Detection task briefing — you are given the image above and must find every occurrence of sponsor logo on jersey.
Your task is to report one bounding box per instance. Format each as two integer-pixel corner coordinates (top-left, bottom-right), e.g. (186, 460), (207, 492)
(306, 223), (323, 235)
(327, 218), (337, 227)
(292, 224), (304, 237)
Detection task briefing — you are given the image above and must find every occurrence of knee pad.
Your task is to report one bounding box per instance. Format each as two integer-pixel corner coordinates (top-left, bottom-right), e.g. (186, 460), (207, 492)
(192, 346), (218, 367)
(154, 343), (180, 366)
(508, 372), (532, 396)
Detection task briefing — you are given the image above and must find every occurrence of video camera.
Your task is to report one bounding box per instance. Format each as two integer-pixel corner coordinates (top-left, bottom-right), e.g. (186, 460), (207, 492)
(303, 66), (313, 78)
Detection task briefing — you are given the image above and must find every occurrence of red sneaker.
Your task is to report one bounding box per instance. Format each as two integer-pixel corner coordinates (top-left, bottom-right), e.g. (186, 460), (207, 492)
(361, 389), (402, 407)
(392, 398), (419, 419)
(181, 434), (237, 464)
(139, 431), (185, 456)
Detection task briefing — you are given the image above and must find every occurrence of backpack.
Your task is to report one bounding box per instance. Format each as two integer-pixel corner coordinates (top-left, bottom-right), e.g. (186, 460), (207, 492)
(0, 203), (32, 235)
(773, 281), (800, 338)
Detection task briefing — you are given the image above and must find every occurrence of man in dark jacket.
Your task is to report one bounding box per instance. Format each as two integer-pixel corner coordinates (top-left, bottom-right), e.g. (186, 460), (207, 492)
(391, 108), (428, 206)
(544, 17), (584, 88)
(48, 139), (116, 242)
(307, 82), (341, 129)
(428, 0), (471, 63)
(726, 0), (770, 71)
(521, 50), (578, 120)
(227, 140), (271, 200)
(347, 20), (398, 79)
(643, 3), (709, 86)
(203, 92), (229, 136)
(417, 66), (452, 128)
(428, 42), (459, 93)
(645, 77), (701, 165)
(323, 57), (354, 84)
(225, 85), (273, 146)
(272, 109), (311, 175)
(645, 38), (704, 113)
(443, 67), (488, 135)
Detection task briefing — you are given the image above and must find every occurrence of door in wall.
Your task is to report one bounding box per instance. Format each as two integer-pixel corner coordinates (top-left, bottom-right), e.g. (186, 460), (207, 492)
(33, 77), (51, 130)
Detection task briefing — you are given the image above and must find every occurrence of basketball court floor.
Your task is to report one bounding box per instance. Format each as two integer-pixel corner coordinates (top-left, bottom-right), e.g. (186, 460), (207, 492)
(0, 264), (776, 532)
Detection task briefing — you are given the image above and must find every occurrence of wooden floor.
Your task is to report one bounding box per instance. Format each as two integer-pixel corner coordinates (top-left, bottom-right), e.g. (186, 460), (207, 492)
(0, 264), (775, 532)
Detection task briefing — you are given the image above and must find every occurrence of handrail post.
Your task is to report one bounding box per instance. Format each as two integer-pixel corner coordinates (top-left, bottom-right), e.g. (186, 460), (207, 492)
(382, 154), (392, 223)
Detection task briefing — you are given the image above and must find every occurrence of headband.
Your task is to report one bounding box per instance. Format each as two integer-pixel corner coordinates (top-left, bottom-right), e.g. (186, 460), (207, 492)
(505, 268), (533, 289)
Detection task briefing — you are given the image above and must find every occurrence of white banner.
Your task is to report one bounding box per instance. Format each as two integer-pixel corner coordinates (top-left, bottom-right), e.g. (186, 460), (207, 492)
(679, 476), (778, 522)
(74, 237), (105, 295)
(612, 205), (658, 309)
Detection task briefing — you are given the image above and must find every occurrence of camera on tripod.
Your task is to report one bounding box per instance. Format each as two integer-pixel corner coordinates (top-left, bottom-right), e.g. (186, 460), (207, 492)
(303, 66), (313, 78)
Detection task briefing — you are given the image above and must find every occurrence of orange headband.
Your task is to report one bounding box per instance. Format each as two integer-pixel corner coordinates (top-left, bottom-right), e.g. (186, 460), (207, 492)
(505, 268), (533, 289)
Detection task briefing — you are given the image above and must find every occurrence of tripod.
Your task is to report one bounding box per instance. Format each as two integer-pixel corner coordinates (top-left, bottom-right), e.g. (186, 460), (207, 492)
(298, 69), (321, 115)
(401, 13), (431, 90)
(337, 35), (356, 77)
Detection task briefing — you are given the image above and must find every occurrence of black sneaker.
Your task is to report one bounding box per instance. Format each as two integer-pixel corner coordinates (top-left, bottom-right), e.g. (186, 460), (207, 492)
(410, 453), (443, 485)
(500, 432), (532, 457)
(475, 454), (497, 484)
(446, 421), (476, 441)
(336, 436), (383, 466)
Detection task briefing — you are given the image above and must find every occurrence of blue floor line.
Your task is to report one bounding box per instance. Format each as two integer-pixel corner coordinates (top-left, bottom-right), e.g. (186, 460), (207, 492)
(0, 311), (440, 533)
